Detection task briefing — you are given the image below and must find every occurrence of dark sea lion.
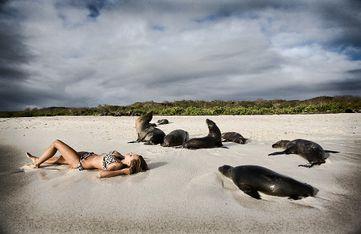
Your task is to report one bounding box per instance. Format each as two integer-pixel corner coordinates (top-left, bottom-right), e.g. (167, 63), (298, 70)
(269, 139), (339, 168)
(128, 111), (165, 145)
(221, 132), (248, 144)
(218, 165), (318, 200)
(183, 119), (223, 149)
(157, 119), (169, 125)
(162, 129), (189, 147)
(344, 108), (354, 113)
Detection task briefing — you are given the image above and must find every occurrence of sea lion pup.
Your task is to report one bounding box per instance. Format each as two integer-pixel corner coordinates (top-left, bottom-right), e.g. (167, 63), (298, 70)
(183, 119), (223, 149)
(157, 119), (169, 125)
(128, 111), (165, 145)
(269, 139), (339, 168)
(162, 129), (189, 147)
(218, 165), (318, 200)
(221, 132), (248, 144)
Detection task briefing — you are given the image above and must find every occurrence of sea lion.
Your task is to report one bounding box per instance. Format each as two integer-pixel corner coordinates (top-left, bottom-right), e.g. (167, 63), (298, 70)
(183, 119), (223, 149)
(218, 165), (318, 200)
(128, 111), (165, 145)
(157, 119), (169, 125)
(221, 132), (248, 144)
(269, 139), (339, 168)
(162, 129), (189, 147)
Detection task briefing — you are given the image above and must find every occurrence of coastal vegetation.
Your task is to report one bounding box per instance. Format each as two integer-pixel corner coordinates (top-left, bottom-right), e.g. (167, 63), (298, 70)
(1, 96), (360, 117)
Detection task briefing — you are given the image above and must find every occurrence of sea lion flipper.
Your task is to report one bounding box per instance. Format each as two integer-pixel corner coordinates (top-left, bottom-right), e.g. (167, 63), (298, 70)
(298, 163), (314, 168)
(288, 195), (301, 200)
(324, 150), (339, 154)
(237, 184), (261, 199)
(243, 189), (261, 200)
(268, 151), (286, 156)
(127, 140), (138, 143)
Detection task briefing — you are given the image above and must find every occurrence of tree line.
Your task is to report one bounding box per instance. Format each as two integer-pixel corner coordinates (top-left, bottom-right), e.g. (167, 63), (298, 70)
(1, 96), (360, 117)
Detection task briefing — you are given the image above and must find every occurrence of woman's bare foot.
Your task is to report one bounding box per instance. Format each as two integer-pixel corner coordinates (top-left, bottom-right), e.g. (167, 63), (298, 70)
(26, 152), (39, 168)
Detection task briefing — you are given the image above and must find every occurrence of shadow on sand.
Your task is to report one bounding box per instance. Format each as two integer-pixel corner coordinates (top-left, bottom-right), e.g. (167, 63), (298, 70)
(148, 161), (167, 170)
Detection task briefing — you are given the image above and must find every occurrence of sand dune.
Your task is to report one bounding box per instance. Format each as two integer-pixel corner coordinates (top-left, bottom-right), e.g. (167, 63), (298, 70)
(0, 114), (360, 233)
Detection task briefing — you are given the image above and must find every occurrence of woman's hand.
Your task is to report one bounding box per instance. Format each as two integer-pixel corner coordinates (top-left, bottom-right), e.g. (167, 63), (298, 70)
(97, 168), (131, 178)
(110, 150), (121, 156)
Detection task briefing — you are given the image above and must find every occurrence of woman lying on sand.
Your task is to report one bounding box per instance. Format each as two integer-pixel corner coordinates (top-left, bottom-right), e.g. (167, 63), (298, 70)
(26, 139), (148, 178)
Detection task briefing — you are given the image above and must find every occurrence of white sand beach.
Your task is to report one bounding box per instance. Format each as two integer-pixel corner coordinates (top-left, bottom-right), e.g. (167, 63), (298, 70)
(0, 114), (360, 233)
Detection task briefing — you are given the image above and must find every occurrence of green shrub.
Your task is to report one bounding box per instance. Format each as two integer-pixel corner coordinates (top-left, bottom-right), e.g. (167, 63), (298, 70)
(1, 96), (360, 117)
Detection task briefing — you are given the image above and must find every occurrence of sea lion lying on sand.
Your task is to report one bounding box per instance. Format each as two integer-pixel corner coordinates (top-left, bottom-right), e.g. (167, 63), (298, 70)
(218, 165), (318, 200)
(162, 129), (189, 147)
(221, 132), (248, 144)
(269, 139), (339, 168)
(128, 111), (165, 145)
(183, 119), (223, 149)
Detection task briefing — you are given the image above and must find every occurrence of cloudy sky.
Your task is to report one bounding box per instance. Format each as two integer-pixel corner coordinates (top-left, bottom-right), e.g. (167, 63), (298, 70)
(0, 0), (360, 110)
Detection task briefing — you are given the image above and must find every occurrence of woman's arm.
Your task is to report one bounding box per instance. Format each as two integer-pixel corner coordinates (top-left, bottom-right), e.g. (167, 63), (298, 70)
(98, 168), (130, 178)
(111, 150), (122, 156)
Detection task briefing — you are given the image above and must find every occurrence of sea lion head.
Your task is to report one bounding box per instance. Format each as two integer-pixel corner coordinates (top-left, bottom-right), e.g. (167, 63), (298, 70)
(206, 118), (215, 127)
(218, 165), (233, 178)
(240, 138), (248, 144)
(206, 119), (221, 138)
(300, 182), (319, 197)
(135, 111), (153, 130)
(272, 140), (290, 148)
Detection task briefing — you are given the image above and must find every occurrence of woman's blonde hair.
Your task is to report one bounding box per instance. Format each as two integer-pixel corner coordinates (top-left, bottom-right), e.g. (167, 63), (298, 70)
(129, 155), (148, 174)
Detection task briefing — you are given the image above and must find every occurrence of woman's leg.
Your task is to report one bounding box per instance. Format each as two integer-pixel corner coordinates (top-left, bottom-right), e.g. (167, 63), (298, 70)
(30, 139), (80, 168)
(44, 156), (67, 164)
(27, 153), (67, 165)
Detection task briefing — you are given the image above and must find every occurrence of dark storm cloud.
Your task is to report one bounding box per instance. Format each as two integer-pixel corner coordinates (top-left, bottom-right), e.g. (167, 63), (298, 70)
(0, 83), (61, 110)
(326, 78), (361, 92)
(0, 1), (28, 74)
(196, 0), (361, 59)
(0, 0), (32, 110)
(317, 0), (361, 47)
(0, 0), (86, 110)
(325, 69), (361, 92)
(0, 0), (360, 110)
